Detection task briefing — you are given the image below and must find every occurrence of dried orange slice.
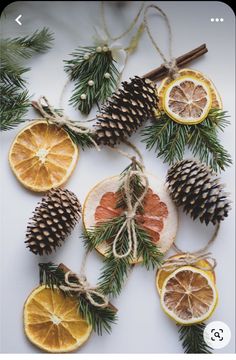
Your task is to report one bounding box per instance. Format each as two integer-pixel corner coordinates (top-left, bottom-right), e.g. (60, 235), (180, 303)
(24, 286), (92, 353)
(160, 266), (218, 325)
(158, 68), (222, 112)
(163, 75), (212, 125)
(82, 174), (178, 263)
(9, 121), (78, 192)
(156, 253), (216, 295)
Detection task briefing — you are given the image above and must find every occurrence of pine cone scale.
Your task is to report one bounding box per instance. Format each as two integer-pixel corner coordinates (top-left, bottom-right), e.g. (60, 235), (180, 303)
(25, 188), (81, 255)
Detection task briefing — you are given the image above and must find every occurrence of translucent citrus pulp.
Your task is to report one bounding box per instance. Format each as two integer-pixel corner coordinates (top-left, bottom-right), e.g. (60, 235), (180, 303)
(160, 266), (218, 325)
(158, 69), (222, 124)
(24, 286), (92, 353)
(82, 175), (178, 263)
(9, 121), (78, 192)
(156, 254), (216, 295)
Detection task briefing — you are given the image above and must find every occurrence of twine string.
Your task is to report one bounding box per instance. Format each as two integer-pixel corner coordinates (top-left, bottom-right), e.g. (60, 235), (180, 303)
(59, 271), (109, 308)
(101, 1), (145, 42)
(32, 96), (100, 151)
(164, 223), (220, 272)
(144, 5), (179, 79)
(112, 168), (149, 259)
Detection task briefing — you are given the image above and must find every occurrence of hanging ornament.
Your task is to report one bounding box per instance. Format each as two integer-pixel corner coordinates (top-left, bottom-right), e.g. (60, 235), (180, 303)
(166, 159), (231, 225)
(64, 2), (145, 114)
(82, 155), (178, 296)
(23, 262), (117, 353)
(156, 254), (217, 353)
(9, 97), (99, 192)
(141, 5), (232, 172)
(25, 188), (81, 255)
(154, 156), (232, 353)
(95, 76), (157, 145)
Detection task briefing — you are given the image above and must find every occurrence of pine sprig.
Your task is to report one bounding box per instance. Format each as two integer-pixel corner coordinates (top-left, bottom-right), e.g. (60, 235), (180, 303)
(0, 28), (54, 131)
(79, 294), (117, 335)
(142, 109), (232, 172)
(98, 241), (132, 297)
(38, 262), (117, 335)
(84, 165), (164, 297)
(178, 323), (212, 353)
(136, 226), (164, 270)
(63, 124), (96, 150)
(64, 46), (119, 114)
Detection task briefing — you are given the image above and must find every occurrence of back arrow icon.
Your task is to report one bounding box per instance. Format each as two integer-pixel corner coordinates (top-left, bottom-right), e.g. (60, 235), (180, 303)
(15, 15), (22, 26)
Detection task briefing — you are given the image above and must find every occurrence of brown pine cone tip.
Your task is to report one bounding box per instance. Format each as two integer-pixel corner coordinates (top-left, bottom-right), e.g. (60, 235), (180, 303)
(166, 159), (231, 225)
(95, 76), (158, 146)
(25, 188), (81, 255)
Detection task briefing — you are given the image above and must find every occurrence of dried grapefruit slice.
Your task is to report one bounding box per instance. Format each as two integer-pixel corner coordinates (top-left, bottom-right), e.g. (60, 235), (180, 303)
(160, 266), (218, 325)
(82, 174), (178, 263)
(9, 121), (78, 192)
(156, 253), (216, 295)
(158, 68), (222, 112)
(24, 286), (92, 353)
(163, 75), (212, 125)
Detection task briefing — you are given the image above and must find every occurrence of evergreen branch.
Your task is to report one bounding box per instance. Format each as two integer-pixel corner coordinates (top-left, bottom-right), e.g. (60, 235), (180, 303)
(0, 28), (54, 131)
(188, 118), (232, 172)
(79, 295), (117, 335)
(39, 262), (65, 289)
(64, 46), (119, 114)
(142, 109), (231, 172)
(136, 225), (164, 270)
(1, 28), (54, 63)
(178, 323), (212, 353)
(0, 86), (29, 131)
(38, 262), (117, 335)
(63, 124), (96, 150)
(83, 216), (126, 252)
(98, 248), (132, 298)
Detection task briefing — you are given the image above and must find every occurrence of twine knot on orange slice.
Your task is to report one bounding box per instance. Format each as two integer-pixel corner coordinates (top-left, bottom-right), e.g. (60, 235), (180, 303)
(112, 168), (149, 259)
(59, 271), (109, 308)
(161, 252), (216, 272)
(32, 96), (100, 151)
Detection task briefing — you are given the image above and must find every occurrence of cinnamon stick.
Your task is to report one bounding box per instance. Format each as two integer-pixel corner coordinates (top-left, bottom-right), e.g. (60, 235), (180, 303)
(58, 263), (118, 312)
(143, 43), (208, 82)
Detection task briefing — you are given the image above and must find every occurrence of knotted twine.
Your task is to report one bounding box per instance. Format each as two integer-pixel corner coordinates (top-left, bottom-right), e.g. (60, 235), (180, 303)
(59, 270), (109, 308)
(144, 5), (180, 79)
(161, 223), (220, 272)
(31, 96), (100, 151)
(107, 142), (150, 259)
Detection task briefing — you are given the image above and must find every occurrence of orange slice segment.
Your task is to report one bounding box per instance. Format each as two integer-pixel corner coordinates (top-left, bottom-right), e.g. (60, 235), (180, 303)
(82, 174), (178, 264)
(160, 266), (218, 325)
(9, 121), (78, 192)
(24, 286), (92, 353)
(158, 68), (222, 112)
(156, 253), (216, 295)
(163, 75), (212, 125)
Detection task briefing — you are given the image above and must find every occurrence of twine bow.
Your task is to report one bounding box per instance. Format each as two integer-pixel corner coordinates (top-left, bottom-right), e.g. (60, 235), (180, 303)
(32, 96), (100, 151)
(112, 160), (149, 259)
(161, 252), (217, 272)
(59, 271), (109, 308)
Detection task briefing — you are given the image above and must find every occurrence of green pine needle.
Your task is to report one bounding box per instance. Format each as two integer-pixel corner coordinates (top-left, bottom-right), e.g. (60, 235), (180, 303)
(38, 263), (117, 335)
(64, 46), (119, 114)
(79, 295), (117, 335)
(0, 28), (54, 131)
(142, 109), (232, 172)
(178, 323), (213, 353)
(84, 166), (164, 297)
(63, 124), (96, 150)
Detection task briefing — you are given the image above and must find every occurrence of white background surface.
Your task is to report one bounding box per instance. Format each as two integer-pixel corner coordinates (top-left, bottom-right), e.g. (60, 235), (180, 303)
(0, 1), (235, 354)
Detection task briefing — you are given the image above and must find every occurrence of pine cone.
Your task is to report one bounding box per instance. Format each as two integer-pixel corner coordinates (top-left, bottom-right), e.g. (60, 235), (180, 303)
(25, 188), (81, 255)
(95, 76), (157, 146)
(166, 159), (231, 225)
